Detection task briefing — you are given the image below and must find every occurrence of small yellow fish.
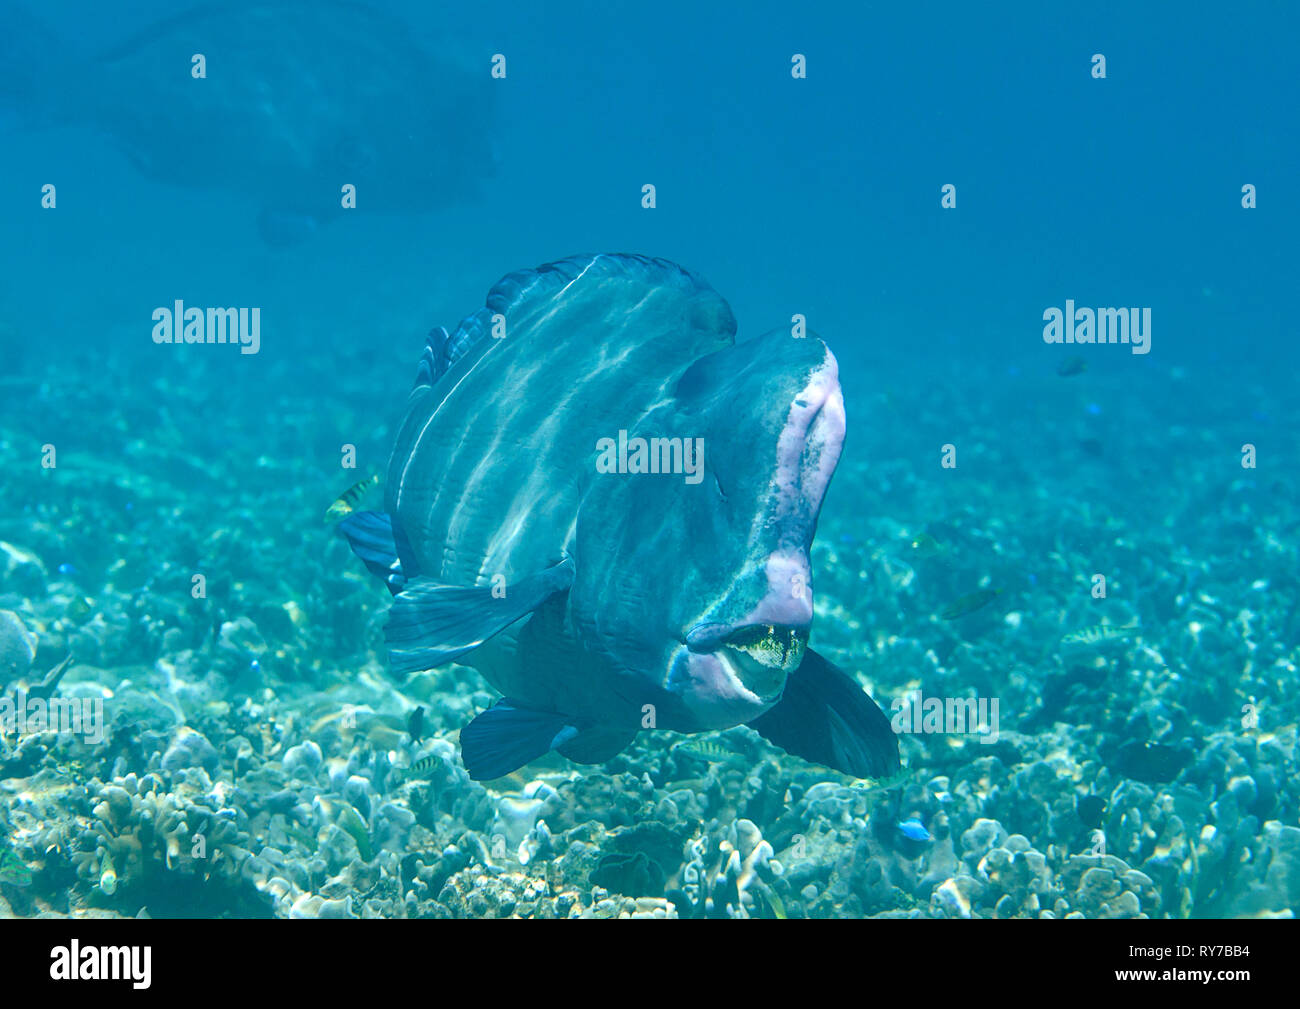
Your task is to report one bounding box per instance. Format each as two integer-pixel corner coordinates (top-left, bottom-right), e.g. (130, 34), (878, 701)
(324, 474), (379, 522)
(939, 588), (1001, 620)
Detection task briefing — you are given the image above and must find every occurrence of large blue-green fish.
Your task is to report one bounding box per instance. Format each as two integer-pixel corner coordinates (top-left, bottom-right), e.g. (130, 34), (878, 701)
(3, 3), (494, 245)
(341, 254), (899, 781)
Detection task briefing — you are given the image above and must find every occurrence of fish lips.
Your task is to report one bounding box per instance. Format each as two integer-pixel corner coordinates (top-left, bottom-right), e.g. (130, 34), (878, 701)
(667, 646), (780, 730)
(682, 620), (810, 706)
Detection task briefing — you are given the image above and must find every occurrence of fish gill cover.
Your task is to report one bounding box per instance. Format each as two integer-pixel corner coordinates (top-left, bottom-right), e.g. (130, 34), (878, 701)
(0, 0), (1295, 950)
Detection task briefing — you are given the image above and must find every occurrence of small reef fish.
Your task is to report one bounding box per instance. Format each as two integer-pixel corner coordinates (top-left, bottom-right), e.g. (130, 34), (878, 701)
(407, 705), (426, 744)
(402, 753), (442, 780)
(324, 474), (379, 522)
(338, 254), (900, 783)
(64, 596), (93, 620)
(939, 588), (1001, 620)
(672, 738), (742, 763)
(313, 796), (371, 860)
(1114, 740), (1194, 784)
(1056, 356), (1088, 377)
(898, 818), (933, 843)
(909, 533), (947, 559)
(855, 766), (912, 793)
(1060, 623), (1137, 650)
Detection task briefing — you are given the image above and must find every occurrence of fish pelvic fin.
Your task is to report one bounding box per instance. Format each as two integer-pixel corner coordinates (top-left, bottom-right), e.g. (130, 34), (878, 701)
(385, 558), (575, 675)
(459, 700), (575, 781)
(748, 648), (900, 779)
(459, 701), (633, 780)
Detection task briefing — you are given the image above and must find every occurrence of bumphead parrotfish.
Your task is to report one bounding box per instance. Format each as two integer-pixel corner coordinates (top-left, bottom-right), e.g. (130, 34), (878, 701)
(341, 254), (900, 781)
(6, 3), (495, 244)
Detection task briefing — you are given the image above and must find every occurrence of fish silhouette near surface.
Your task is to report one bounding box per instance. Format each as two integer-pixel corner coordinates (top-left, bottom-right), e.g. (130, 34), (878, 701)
(340, 254), (901, 782)
(15, 2), (496, 244)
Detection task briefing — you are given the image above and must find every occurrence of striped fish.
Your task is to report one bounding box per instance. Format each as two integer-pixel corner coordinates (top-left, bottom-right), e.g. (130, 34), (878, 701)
(338, 255), (899, 784)
(672, 737), (743, 764)
(1060, 622), (1138, 652)
(324, 474), (378, 522)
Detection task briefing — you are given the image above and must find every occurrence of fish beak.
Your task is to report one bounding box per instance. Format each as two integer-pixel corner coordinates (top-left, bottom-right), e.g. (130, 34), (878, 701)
(687, 622), (809, 702)
(715, 648), (784, 703)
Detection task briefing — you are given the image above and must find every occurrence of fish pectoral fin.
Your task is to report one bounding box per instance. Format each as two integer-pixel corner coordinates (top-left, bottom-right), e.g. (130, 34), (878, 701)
(459, 699), (576, 781)
(748, 648), (900, 779)
(385, 558), (575, 675)
(338, 511), (406, 594)
(555, 725), (636, 766)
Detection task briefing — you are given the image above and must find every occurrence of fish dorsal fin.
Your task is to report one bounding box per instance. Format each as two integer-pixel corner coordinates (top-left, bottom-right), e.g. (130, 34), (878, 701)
(413, 254), (735, 388)
(485, 253), (726, 323)
(415, 324), (483, 387)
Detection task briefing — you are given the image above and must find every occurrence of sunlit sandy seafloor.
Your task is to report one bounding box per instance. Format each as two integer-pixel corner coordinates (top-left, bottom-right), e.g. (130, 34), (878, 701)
(0, 343), (1296, 919)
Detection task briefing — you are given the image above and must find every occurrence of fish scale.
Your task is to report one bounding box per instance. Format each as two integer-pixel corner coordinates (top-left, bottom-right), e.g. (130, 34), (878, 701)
(392, 255), (734, 590)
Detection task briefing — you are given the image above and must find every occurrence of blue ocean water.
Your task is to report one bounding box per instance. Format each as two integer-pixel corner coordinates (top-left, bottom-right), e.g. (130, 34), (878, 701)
(0, 1), (1296, 921)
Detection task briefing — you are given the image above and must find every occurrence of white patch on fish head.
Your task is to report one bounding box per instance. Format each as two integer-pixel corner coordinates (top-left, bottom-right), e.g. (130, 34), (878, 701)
(665, 342), (845, 727)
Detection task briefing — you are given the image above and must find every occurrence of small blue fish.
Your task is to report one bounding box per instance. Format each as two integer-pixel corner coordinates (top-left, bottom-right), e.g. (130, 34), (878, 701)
(57, 562), (76, 576)
(898, 818), (933, 843)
